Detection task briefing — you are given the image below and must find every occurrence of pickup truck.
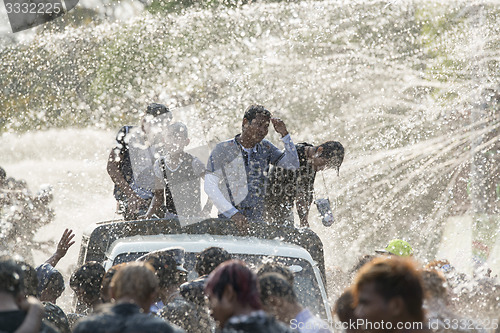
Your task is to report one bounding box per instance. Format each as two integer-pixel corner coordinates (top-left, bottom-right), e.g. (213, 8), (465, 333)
(77, 218), (331, 321)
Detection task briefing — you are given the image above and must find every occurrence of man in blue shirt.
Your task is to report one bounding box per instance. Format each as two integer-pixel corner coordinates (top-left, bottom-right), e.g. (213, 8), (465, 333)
(204, 105), (299, 230)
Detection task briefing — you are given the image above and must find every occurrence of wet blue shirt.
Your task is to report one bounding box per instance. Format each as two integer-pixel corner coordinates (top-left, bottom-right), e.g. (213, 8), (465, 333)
(292, 308), (332, 333)
(206, 134), (299, 222)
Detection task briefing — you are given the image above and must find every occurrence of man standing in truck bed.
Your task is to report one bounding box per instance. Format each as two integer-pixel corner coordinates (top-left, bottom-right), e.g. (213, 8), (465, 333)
(107, 103), (172, 220)
(204, 105), (299, 230)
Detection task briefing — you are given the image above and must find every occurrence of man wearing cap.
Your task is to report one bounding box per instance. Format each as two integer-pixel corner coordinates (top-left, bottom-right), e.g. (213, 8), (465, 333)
(265, 141), (344, 228)
(107, 103), (172, 220)
(204, 105), (299, 229)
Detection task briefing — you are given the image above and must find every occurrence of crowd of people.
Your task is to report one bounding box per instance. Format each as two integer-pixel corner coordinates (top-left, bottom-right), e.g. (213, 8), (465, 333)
(1, 235), (499, 333)
(1, 103), (499, 332)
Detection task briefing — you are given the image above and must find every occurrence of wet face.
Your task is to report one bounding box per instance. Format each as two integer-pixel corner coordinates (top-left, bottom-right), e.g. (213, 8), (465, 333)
(242, 114), (270, 144)
(163, 131), (189, 154)
(207, 288), (234, 328)
(310, 154), (330, 172)
(143, 113), (172, 137)
(354, 282), (393, 331)
(309, 147), (342, 172)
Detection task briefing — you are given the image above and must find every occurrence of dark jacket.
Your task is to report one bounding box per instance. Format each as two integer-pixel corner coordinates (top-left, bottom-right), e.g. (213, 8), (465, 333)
(161, 297), (208, 333)
(222, 311), (296, 333)
(72, 303), (184, 333)
(0, 310), (59, 333)
(43, 302), (70, 333)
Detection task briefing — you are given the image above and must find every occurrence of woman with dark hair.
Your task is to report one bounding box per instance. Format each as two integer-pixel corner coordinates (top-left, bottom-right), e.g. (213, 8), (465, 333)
(204, 260), (294, 333)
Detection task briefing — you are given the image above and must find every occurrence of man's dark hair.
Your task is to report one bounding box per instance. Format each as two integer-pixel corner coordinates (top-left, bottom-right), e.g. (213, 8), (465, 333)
(70, 262), (105, 303)
(195, 247), (232, 276)
(334, 288), (356, 324)
(243, 105), (271, 123)
(318, 141), (344, 167)
(46, 271), (65, 299)
(0, 256), (24, 296)
(37, 264), (64, 298)
(258, 273), (297, 304)
(142, 252), (181, 288)
(146, 103), (171, 117)
(257, 262), (294, 286)
(44, 302), (71, 333)
(100, 263), (124, 302)
(353, 256), (425, 322)
(349, 254), (376, 277)
(205, 260), (261, 310)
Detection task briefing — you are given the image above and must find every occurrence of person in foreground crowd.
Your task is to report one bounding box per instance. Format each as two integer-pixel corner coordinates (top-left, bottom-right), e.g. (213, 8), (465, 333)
(265, 140), (344, 227)
(178, 247), (233, 333)
(204, 105), (299, 230)
(421, 269), (487, 333)
(204, 260), (295, 333)
(69, 261), (105, 315)
(257, 262), (295, 286)
(16, 259), (70, 333)
(107, 103), (172, 220)
(333, 288), (361, 333)
(259, 272), (332, 333)
(37, 229), (75, 304)
(72, 261), (184, 333)
(137, 247), (188, 314)
(0, 256), (58, 333)
(195, 246), (232, 277)
(352, 256), (430, 333)
(100, 263), (124, 304)
(138, 248), (203, 332)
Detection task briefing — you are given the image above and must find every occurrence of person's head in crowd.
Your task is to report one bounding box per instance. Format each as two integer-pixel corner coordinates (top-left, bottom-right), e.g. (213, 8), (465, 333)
(141, 103), (172, 138)
(70, 261), (105, 310)
(44, 301), (71, 333)
(257, 262), (294, 286)
(110, 261), (159, 313)
(334, 288), (361, 333)
(137, 247), (188, 302)
(16, 260), (37, 297)
(352, 256), (425, 331)
(348, 254), (377, 281)
(179, 275), (207, 306)
(0, 255), (24, 303)
(258, 273), (300, 323)
(195, 246), (232, 277)
(35, 185), (53, 206)
(308, 141), (345, 173)
(100, 263), (125, 303)
(375, 239), (414, 257)
(425, 259), (454, 274)
(241, 105), (272, 145)
(36, 263), (65, 303)
(204, 260), (261, 328)
(164, 122), (190, 155)
(421, 269), (449, 304)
